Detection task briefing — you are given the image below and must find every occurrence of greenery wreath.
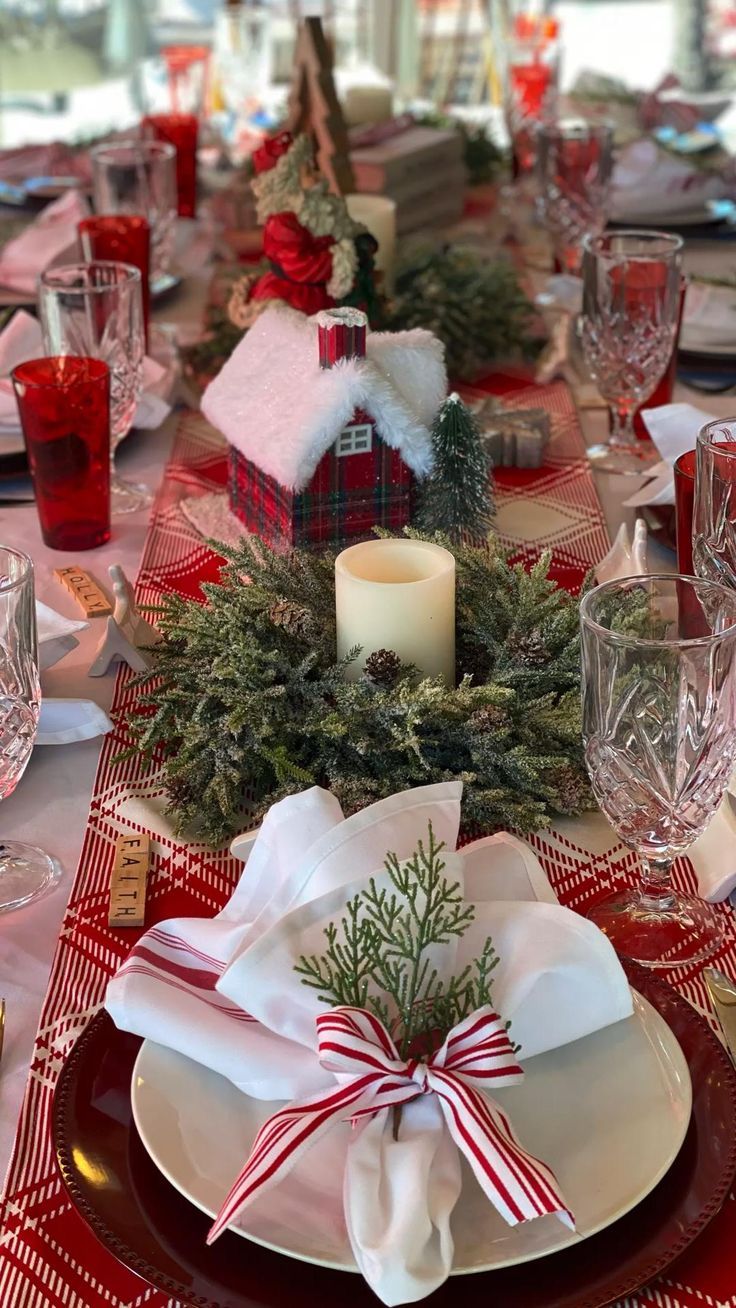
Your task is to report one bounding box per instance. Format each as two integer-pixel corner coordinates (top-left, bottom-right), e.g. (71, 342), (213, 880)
(126, 532), (593, 846)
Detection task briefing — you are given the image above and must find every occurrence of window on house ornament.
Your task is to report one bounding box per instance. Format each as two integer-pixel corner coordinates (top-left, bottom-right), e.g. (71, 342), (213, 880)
(336, 424), (373, 457)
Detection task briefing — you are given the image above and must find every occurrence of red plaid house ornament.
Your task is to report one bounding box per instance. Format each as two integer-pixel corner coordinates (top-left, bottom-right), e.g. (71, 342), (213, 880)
(206, 305), (446, 548)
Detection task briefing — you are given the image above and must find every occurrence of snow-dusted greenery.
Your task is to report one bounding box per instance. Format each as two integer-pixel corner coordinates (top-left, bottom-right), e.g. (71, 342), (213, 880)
(125, 532), (591, 845)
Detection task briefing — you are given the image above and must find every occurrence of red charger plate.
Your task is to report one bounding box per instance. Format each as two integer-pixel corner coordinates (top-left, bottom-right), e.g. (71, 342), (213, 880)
(52, 960), (736, 1308)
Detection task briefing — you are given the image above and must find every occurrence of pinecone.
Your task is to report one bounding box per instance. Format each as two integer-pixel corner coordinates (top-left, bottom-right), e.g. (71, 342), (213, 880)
(364, 648), (402, 687)
(547, 764), (591, 814)
(507, 627), (549, 667)
(268, 598), (312, 639)
(469, 704), (509, 733)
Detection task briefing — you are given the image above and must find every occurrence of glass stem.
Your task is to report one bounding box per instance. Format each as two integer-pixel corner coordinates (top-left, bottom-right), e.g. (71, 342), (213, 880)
(609, 401), (638, 449)
(637, 857), (676, 913)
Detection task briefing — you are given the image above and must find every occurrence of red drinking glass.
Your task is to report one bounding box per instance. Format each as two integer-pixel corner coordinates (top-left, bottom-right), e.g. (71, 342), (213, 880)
(162, 44), (210, 115)
(505, 16), (560, 175)
(674, 449), (696, 574)
(12, 356), (111, 551)
(693, 421), (736, 589)
(78, 215), (151, 348)
(142, 113), (198, 219)
(634, 277), (687, 439)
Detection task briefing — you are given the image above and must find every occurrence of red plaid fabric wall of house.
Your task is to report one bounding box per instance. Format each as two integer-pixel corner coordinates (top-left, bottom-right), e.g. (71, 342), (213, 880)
(228, 412), (415, 547)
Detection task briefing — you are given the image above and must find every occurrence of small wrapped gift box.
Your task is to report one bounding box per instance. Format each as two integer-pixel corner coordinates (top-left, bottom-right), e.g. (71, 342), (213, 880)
(470, 397), (551, 469)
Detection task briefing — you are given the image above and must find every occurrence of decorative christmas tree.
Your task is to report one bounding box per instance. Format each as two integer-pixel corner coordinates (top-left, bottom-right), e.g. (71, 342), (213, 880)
(416, 393), (494, 542)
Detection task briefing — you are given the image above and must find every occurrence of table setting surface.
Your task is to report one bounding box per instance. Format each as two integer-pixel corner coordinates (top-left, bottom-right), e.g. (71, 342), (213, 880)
(5, 126), (736, 1308)
(2, 377), (736, 1308)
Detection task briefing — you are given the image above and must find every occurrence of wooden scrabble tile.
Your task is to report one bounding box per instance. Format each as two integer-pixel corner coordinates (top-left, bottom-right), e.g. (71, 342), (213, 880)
(54, 566), (112, 617)
(108, 831), (150, 928)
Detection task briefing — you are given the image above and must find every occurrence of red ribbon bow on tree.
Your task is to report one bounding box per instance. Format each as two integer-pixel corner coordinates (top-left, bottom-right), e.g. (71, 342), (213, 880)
(207, 1005), (574, 1244)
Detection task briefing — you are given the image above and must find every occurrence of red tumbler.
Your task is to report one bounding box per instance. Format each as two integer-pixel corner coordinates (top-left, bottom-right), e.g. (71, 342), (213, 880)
(142, 113), (198, 219)
(78, 215), (151, 348)
(674, 449), (696, 574)
(12, 356), (111, 551)
(634, 278), (687, 439)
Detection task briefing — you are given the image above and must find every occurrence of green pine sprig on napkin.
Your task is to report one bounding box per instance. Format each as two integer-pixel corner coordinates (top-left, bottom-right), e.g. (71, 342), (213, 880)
(296, 823), (500, 1062)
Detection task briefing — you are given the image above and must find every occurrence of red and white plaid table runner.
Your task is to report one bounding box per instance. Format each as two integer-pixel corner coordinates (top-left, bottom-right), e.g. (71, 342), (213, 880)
(1, 387), (735, 1308)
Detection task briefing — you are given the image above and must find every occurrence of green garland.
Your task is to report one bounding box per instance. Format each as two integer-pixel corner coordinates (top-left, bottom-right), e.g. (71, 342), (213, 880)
(413, 112), (507, 185)
(387, 245), (541, 380)
(126, 532), (592, 846)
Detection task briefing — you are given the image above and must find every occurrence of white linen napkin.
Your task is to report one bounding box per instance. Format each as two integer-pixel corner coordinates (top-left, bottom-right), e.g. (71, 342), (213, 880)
(0, 310), (172, 432)
(0, 189), (88, 294)
(611, 138), (732, 222)
(679, 281), (736, 352)
(622, 401), (714, 508)
(0, 310), (41, 431)
(36, 697), (113, 745)
(36, 599), (87, 671)
(107, 782), (632, 1305)
(689, 798), (736, 902)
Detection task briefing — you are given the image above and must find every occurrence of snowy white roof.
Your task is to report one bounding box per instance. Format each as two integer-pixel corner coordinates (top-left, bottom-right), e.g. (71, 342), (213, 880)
(201, 305), (447, 492)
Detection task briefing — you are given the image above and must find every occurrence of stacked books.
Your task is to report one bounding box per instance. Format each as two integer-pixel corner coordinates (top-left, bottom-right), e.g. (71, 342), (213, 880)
(350, 125), (467, 234)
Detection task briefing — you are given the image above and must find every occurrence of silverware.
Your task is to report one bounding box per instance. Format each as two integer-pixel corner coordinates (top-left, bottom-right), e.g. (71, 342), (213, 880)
(704, 967), (736, 1062)
(0, 998), (5, 1067)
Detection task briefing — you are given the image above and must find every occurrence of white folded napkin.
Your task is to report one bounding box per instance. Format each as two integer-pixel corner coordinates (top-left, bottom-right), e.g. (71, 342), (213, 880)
(0, 310), (172, 432)
(680, 281), (736, 352)
(107, 782), (632, 1305)
(136, 355), (173, 429)
(689, 797), (736, 902)
(0, 310), (41, 431)
(36, 697), (113, 745)
(0, 189), (89, 294)
(611, 138), (732, 223)
(36, 599), (87, 671)
(535, 274), (583, 317)
(622, 401), (713, 508)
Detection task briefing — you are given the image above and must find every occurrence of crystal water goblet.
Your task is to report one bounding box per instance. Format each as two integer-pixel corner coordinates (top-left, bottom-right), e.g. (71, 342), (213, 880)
(692, 417), (736, 589)
(580, 573), (736, 967)
(90, 140), (177, 283)
(580, 230), (683, 475)
(0, 547), (60, 913)
(39, 260), (149, 516)
(537, 119), (614, 275)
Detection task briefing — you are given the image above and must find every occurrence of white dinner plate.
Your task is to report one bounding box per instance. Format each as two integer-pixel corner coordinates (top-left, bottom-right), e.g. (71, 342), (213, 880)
(611, 206), (725, 228)
(132, 991), (691, 1275)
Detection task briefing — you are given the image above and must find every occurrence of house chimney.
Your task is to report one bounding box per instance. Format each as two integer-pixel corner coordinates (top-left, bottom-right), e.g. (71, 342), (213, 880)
(316, 308), (368, 369)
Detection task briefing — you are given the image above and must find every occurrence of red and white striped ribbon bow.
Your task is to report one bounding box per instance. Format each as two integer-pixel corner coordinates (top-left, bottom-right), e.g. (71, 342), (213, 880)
(207, 1004), (574, 1244)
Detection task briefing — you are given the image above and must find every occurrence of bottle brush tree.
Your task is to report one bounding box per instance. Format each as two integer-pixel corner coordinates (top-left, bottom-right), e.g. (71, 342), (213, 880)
(416, 393), (494, 543)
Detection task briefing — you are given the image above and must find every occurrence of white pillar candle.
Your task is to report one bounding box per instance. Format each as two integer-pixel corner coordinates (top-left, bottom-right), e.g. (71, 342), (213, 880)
(335, 538), (455, 685)
(345, 193), (397, 293)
